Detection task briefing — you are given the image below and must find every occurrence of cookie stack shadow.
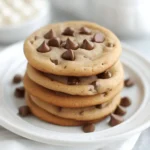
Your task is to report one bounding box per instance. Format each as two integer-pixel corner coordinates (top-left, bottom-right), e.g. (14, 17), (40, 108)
(23, 21), (124, 126)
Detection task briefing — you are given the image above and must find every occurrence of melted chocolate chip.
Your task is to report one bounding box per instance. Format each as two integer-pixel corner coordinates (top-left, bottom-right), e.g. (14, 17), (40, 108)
(106, 42), (114, 47)
(61, 49), (75, 61)
(120, 97), (131, 107)
(79, 110), (84, 115)
(44, 29), (56, 39)
(68, 77), (80, 85)
(48, 37), (60, 47)
(64, 38), (78, 50)
(108, 114), (124, 127)
(15, 86), (25, 98)
(124, 78), (134, 87)
(114, 105), (126, 116)
(80, 27), (91, 35)
(81, 39), (94, 50)
(58, 107), (62, 112)
(50, 59), (58, 65)
(95, 104), (102, 109)
(97, 71), (112, 79)
(92, 33), (105, 43)
(13, 74), (22, 84)
(37, 41), (51, 53)
(102, 92), (108, 97)
(82, 123), (95, 133)
(91, 81), (100, 92)
(18, 106), (31, 117)
(62, 27), (74, 36)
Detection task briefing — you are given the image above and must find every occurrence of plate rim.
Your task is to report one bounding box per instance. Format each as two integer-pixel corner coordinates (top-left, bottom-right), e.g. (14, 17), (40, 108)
(0, 41), (150, 146)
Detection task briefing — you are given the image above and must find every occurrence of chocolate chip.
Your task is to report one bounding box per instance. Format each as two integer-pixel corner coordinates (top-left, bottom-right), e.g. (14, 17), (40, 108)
(50, 59), (58, 65)
(68, 77), (80, 85)
(91, 81), (100, 92)
(35, 36), (40, 40)
(61, 49), (75, 61)
(64, 38), (78, 50)
(48, 37), (60, 47)
(114, 105), (126, 116)
(92, 33), (105, 43)
(81, 39), (94, 50)
(97, 71), (112, 79)
(108, 114), (124, 127)
(102, 92), (108, 97)
(30, 40), (34, 44)
(37, 41), (51, 53)
(13, 74), (22, 84)
(82, 123), (95, 133)
(62, 27), (74, 36)
(95, 104), (102, 109)
(15, 86), (25, 98)
(80, 27), (91, 35)
(106, 42), (114, 47)
(79, 110), (84, 115)
(120, 97), (131, 107)
(58, 107), (62, 112)
(124, 78), (134, 87)
(18, 106), (31, 117)
(44, 29), (56, 39)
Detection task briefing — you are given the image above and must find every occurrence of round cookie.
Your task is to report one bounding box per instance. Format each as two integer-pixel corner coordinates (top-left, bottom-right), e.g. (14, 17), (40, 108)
(27, 61), (124, 96)
(24, 21), (122, 76)
(26, 93), (105, 126)
(24, 74), (123, 108)
(30, 94), (121, 121)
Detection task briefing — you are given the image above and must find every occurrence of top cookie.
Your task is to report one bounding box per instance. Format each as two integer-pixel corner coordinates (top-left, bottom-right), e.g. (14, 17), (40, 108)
(24, 21), (121, 76)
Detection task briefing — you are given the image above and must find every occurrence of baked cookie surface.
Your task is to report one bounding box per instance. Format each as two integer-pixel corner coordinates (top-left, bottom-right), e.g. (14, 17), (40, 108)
(26, 93), (105, 126)
(24, 74), (123, 108)
(24, 21), (121, 76)
(30, 93), (121, 121)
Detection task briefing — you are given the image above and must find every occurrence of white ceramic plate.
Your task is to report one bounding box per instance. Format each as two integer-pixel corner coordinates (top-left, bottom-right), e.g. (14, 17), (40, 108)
(0, 42), (150, 148)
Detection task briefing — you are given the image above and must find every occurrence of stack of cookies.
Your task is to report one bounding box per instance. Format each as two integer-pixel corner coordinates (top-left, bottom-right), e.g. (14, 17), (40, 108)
(23, 21), (124, 126)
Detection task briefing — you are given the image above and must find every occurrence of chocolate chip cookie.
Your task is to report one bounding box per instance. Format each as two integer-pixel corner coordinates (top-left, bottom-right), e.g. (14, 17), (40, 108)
(27, 61), (124, 96)
(24, 73), (123, 108)
(24, 21), (121, 76)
